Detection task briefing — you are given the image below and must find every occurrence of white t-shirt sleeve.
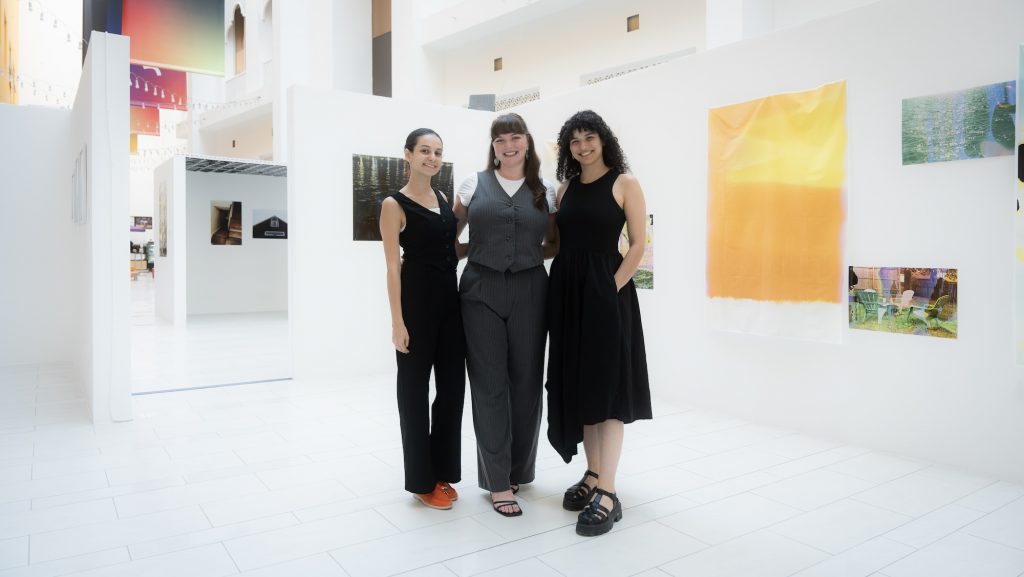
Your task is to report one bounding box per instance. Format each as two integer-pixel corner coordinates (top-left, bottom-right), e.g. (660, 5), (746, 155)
(456, 173), (479, 207)
(544, 179), (558, 214)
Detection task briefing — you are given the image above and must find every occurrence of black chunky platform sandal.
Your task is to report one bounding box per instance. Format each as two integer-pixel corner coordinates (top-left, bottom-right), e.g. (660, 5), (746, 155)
(575, 488), (621, 537)
(562, 470), (599, 511)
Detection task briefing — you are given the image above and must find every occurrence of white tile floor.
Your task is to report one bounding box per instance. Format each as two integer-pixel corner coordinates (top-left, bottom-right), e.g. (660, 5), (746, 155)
(129, 274), (291, 394)
(2, 363), (1024, 577)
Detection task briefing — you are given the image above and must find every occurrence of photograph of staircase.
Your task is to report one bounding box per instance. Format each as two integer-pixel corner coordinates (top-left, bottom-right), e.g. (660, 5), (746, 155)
(211, 200), (243, 245)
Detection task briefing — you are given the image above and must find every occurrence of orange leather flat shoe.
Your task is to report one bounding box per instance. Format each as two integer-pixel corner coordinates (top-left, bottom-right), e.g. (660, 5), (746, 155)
(437, 481), (458, 502)
(414, 488), (452, 510)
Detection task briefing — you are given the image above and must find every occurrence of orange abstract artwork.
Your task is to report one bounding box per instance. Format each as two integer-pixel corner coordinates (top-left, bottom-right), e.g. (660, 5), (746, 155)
(707, 81), (847, 340)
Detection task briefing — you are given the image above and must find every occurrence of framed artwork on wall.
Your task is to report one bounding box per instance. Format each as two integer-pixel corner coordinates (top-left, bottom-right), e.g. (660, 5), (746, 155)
(352, 154), (454, 241)
(210, 201), (243, 245)
(849, 267), (958, 339)
(71, 146), (87, 225)
(618, 214), (653, 289)
(253, 210), (287, 239)
(158, 182), (167, 257)
(1016, 46), (1024, 362)
(902, 81), (1016, 165)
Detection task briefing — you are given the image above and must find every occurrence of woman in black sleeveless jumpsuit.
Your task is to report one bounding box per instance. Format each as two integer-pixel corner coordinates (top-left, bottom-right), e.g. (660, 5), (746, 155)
(381, 129), (465, 510)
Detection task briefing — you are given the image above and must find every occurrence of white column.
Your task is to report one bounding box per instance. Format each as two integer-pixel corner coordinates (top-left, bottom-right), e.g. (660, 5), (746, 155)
(333, 0), (372, 93)
(391, 0), (443, 102)
(706, 0), (774, 49)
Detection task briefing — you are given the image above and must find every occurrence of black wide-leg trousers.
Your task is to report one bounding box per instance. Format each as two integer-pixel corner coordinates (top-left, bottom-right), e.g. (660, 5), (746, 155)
(397, 263), (466, 494)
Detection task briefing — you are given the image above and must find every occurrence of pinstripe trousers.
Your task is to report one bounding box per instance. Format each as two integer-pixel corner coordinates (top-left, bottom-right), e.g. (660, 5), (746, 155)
(459, 262), (547, 492)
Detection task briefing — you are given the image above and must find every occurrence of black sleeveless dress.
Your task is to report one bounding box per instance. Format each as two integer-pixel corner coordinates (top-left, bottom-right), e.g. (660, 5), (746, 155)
(546, 169), (652, 463)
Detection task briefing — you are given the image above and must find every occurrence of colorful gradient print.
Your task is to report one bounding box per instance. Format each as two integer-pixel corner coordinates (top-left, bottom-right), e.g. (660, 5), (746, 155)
(130, 64), (187, 110)
(707, 81), (847, 341)
(122, 0), (224, 75)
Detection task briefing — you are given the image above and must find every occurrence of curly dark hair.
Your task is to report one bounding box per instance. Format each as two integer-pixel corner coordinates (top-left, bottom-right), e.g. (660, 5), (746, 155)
(487, 113), (547, 211)
(555, 110), (629, 182)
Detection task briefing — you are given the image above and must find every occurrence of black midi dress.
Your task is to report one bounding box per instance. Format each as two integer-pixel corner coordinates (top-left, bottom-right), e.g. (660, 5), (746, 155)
(546, 169), (652, 463)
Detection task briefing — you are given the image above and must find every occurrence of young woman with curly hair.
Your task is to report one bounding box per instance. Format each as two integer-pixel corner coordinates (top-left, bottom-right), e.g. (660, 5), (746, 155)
(546, 110), (652, 536)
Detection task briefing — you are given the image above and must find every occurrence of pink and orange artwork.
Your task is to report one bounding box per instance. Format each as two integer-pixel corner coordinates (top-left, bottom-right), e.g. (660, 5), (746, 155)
(130, 105), (160, 136)
(707, 81), (847, 341)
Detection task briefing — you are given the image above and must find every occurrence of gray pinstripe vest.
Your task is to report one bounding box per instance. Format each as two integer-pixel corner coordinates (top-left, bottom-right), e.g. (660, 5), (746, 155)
(467, 171), (548, 273)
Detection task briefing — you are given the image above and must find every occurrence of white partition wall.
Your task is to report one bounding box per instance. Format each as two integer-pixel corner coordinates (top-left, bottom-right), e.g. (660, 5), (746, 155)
(154, 156), (187, 326)
(515, 0), (1023, 480)
(0, 107), (75, 368)
(288, 89), (493, 381)
(0, 32), (131, 424)
(70, 32), (132, 424)
(186, 170), (288, 315)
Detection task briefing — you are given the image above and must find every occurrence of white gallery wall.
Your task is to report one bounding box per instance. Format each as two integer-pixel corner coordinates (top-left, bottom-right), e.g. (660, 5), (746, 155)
(770, 0), (881, 30)
(154, 156), (186, 325)
(68, 32), (131, 424)
(288, 89), (493, 381)
(0, 106), (75, 367)
(186, 170), (288, 315)
(515, 0), (1023, 480)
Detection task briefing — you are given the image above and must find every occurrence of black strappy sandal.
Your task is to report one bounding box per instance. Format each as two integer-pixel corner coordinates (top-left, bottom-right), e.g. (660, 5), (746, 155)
(562, 470), (599, 511)
(575, 488), (622, 536)
(492, 499), (523, 517)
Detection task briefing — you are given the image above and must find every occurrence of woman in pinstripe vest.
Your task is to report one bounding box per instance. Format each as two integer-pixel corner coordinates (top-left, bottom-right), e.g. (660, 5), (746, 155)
(453, 113), (558, 517)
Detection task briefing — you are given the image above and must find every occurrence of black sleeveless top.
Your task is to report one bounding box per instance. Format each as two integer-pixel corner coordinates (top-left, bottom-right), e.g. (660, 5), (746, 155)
(392, 190), (458, 272)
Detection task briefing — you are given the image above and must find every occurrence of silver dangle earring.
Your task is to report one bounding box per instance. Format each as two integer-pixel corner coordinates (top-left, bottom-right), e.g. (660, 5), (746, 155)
(525, 151), (529, 161)
(493, 157), (500, 167)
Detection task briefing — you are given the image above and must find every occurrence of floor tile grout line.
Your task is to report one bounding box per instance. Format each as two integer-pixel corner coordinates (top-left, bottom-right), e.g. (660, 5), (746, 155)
(654, 517), (714, 548)
(844, 480), (995, 523)
(957, 529), (1024, 553)
(864, 536), (951, 577)
(956, 482), (1024, 514)
(536, 554), (570, 577)
(125, 509), (304, 561)
(764, 525), (847, 556)
(219, 541), (242, 573)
